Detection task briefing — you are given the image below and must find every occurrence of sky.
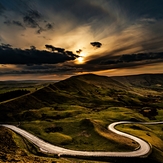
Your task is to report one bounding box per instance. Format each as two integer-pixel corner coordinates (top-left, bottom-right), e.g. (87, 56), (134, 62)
(0, 0), (163, 80)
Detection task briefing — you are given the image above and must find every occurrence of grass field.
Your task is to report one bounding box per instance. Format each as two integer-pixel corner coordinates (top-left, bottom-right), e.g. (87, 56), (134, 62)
(0, 74), (163, 162)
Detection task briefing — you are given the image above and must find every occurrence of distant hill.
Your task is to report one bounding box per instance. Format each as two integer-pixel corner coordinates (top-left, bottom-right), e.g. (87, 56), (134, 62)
(112, 74), (163, 90)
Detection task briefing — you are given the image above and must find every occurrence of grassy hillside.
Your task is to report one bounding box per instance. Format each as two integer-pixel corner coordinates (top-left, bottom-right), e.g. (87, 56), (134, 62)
(112, 74), (163, 91)
(0, 73), (163, 162)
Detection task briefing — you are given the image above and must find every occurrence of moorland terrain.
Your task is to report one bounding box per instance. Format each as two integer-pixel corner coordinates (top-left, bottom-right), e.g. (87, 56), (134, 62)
(0, 73), (163, 163)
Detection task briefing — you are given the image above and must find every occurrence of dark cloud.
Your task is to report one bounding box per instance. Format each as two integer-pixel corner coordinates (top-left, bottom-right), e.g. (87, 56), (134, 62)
(0, 44), (79, 64)
(77, 52), (163, 73)
(66, 51), (78, 57)
(28, 10), (42, 19)
(23, 9), (43, 34)
(86, 50), (163, 65)
(22, 10), (54, 34)
(1, 43), (12, 49)
(13, 20), (24, 28)
(30, 45), (36, 50)
(45, 44), (55, 52)
(1, 1), (54, 34)
(55, 47), (65, 53)
(90, 42), (102, 48)
(85, 59), (163, 72)
(4, 20), (24, 28)
(23, 15), (38, 28)
(76, 49), (82, 54)
(37, 27), (44, 34)
(102, 53), (163, 65)
(45, 23), (53, 30)
(4, 20), (11, 25)
(45, 45), (65, 53)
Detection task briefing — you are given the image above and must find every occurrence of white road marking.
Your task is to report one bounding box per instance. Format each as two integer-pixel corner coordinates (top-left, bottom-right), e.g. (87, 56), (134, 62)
(2, 121), (163, 158)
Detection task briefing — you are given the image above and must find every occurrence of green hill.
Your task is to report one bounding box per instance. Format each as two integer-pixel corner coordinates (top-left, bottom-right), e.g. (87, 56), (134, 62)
(1, 73), (163, 121)
(0, 73), (163, 163)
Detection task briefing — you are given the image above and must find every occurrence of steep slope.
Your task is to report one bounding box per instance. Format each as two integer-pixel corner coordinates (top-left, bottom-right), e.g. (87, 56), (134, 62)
(0, 94), (45, 122)
(70, 73), (128, 90)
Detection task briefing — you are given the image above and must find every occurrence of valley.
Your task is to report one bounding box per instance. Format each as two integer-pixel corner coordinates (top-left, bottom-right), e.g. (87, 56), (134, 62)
(0, 73), (163, 163)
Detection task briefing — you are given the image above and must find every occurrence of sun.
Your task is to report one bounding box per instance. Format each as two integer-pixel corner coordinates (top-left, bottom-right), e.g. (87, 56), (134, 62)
(76, 52), (86, 64)
(77, 56), (84, 63)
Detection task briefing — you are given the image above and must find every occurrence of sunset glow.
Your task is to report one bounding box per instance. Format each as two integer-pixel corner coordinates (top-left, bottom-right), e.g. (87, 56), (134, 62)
(0, 0), (163, 80)
(76, 52), (87, 64)
(77, 57), (84, 64)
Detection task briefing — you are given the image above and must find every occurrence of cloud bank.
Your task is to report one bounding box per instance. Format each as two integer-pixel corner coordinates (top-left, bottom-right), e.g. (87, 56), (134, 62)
(0, 44), (79, 64)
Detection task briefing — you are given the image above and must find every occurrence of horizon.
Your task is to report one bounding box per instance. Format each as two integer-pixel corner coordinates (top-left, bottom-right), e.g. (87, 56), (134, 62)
(1, 0), (163, 80)
(0, 72), (163, 81)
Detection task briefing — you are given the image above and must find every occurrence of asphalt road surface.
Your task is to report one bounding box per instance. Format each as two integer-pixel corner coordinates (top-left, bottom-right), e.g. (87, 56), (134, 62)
(2, 121), (163, 158)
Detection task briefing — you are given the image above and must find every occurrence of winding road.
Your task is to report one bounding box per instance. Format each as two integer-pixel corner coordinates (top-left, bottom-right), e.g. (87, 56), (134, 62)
(2, 121), (163, 158)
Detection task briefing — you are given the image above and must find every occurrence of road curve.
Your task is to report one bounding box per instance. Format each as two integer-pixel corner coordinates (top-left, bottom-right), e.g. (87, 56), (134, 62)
(2, 121), (163, 158)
